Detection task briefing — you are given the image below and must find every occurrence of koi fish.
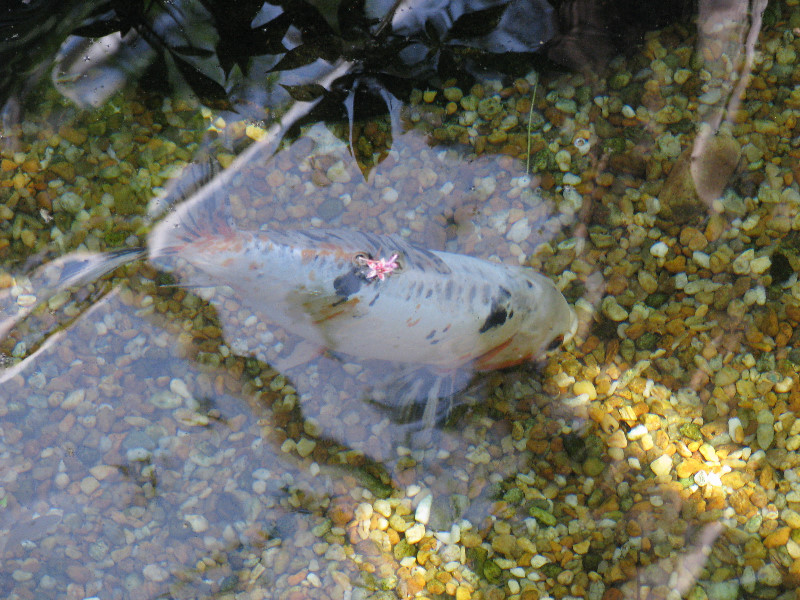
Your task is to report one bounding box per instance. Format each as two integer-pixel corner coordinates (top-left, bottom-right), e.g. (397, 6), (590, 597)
(147, 197), (577, 373)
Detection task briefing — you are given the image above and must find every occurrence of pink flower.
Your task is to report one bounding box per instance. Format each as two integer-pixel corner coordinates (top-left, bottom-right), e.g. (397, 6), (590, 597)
(363, 253), (399, 281)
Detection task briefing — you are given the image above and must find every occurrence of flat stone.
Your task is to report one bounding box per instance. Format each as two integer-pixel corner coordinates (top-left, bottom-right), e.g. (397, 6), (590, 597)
(80, 476), (100, 495)
(405, 523), (426, 544)
(491, 534), (517, 556)
(650, 454), (672, 478)
(185, 514), (209, 533)
(143, 564), (169, 582)
(764, 527), (790, 548)
(715, 366), (739, 386)
(414, 494), (432, 525)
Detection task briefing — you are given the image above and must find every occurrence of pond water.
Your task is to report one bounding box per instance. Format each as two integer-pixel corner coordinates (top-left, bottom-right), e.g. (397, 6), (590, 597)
(2, 1), (800, 599)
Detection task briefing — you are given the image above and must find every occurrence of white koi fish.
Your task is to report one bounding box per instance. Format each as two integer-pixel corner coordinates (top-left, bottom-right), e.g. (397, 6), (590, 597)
(147, 198), (577, 373)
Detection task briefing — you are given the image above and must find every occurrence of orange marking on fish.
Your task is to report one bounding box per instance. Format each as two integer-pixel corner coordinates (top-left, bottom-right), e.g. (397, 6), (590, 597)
(300, 249), (318, 263)
(313, 310), (345, 324)
(472, 337), (516, 371)
(406, 317), (421, 327)
(310, 297), (360, 324)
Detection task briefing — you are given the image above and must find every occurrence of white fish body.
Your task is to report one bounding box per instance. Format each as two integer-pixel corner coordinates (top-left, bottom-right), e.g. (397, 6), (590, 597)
(149, 206), (577, 371)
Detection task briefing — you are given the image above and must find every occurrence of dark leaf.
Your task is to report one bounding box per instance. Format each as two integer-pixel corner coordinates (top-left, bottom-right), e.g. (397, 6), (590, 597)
(170, 44), (216, 58)
(447, 4), (509, 40)
(248, 20), (293, 55)
(270, 39), (340, 72)
(71, 19), (129, 38)
(216, 18), (291, 75)
(337, 0), (371, 35)
(423, 19), (441, 43)
(170, 52), (230, 107)
(281, 0), (338, 37)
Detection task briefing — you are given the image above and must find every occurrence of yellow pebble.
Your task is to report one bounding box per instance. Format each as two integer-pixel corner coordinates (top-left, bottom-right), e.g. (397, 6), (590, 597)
(455, 585), (471, 600)
(764, 527), (790, 549)
(573, 380), (597, 400)
(245, 124), (267, 141)
(20, 229), (36, 248)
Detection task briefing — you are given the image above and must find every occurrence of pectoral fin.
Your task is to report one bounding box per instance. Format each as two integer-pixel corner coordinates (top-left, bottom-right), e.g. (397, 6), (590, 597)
(367, 366), (477, 429)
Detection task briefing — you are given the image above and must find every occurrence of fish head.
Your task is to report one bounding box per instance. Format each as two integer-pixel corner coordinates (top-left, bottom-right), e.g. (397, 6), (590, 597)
(517, 270), (578, 355)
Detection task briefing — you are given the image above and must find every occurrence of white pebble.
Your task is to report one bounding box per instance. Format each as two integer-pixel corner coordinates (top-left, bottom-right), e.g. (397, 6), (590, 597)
(62, 389), (86, 409)
(405, 523), (425, 544)
(380, 187), (399, 203)
(143, 564), (169, 582)
(555, 149), (571, 171)
(184, 514), (209, 533)
(170, 378), (192, 399)
(649, 241), (669, 258)
(354, 502), (373, 522)
(506, 218), (531, 243)
(627, 424), (648, 440)
(415, 494), (432, 525)
(601, 296), (629, 322)
(692, 251), (710, 268)
(743, 286), (766, 306)
(732, 249), (754, 274)
(749, 256), (771, 275)
(374, 499), (392, 518)
(530, 555), (549, 568)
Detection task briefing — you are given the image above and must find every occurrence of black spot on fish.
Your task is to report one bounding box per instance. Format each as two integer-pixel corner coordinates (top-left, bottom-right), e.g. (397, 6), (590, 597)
(526, 280), (533, 288)
(479, 287), (511, 334)
(425, 288), (433, 299)
(333, 269), (365, 302)
(425, 330), (436, 340)
(444, 280), (454, 301)
(368, 292), (380, 306)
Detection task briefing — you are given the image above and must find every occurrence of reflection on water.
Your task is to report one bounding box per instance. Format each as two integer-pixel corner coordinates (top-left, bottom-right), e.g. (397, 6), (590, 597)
(3, 0), (800, 599)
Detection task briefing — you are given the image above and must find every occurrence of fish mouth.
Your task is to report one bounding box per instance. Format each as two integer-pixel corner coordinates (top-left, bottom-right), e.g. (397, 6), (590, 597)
(543, 305), (578, 353)
(563, 305), (578, 344)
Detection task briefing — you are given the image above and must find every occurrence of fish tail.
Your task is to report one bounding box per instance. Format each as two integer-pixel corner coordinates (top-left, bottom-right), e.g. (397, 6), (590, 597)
(0, 247), (145, 342)
(50, 247), (146, 290)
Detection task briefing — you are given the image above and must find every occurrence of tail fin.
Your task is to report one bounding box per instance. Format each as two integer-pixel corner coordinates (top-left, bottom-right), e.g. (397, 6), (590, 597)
(47, 248), (146, 290)
(148, 187), (235, 259)
(0, 248), (144, 341)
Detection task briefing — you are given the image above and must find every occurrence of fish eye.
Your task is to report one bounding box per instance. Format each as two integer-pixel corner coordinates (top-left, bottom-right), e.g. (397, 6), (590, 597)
(546, 335), (564, 351)
(353, 252), (372, 265)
